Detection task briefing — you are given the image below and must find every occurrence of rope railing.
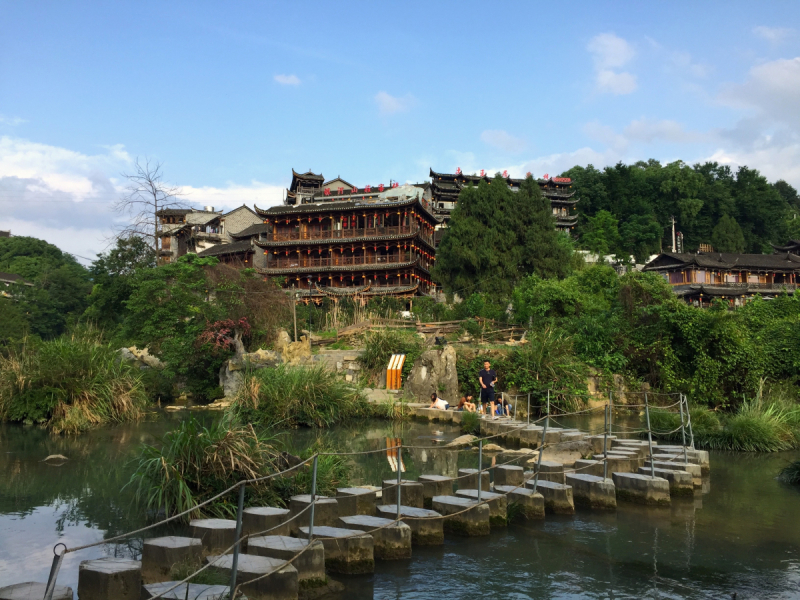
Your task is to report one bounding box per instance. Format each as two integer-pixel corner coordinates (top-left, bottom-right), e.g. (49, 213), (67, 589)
(42, 391), (697, 599)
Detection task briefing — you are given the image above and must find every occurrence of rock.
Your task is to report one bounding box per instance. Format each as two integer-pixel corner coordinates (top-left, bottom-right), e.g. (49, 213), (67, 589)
(403, 345), (458, 402)
(274, 329), (292, 353)
(41, 454), (68, 462)
(482, 443), (503, 452)
(118, 346), (164, 370)
(446, 434), (476, 447)
(218, 348), (282, 397)
(219, 361), (245, 397)
(0, 582), (72, 600)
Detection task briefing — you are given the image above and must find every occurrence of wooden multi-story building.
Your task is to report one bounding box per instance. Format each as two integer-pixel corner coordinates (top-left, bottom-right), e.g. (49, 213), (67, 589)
(253, 171), (439, 300)
(428, 169), (579, 231)
(643, 251), (800, 306)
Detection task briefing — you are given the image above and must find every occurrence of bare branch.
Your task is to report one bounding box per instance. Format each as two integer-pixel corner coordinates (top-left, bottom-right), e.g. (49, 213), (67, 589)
(112, 157), (189, 252)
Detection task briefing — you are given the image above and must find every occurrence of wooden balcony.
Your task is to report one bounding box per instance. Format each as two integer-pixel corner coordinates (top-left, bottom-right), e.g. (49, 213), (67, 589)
(267, 225), (432, 245)
(266, 252), (418, 270)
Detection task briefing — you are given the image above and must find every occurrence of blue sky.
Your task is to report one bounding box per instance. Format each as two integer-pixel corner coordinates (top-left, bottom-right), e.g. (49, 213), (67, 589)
(1, 1), (799, 260)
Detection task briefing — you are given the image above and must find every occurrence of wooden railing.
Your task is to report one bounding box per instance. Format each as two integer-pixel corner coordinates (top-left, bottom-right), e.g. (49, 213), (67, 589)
(267, 253), (416, 269)
(268, 225), (432, 245)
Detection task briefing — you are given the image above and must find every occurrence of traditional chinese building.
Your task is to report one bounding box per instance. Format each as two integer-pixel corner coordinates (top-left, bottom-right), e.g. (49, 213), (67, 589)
(643, 251), (800, 306)
(428, 169), (579, 231)
(157, 205), (261, 264)
(252, 171), (439, 301)
(773, 239), (800, 256)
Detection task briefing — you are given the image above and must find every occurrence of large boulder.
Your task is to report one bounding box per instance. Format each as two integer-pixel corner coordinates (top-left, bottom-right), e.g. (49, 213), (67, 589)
(218, 349), (282, 397)
(118, 347), (164, 370)
(282, 335), (312, 365)
(404, 345), (458, 403)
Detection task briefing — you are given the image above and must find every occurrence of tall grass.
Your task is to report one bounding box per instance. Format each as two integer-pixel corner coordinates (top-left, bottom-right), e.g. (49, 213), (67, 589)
(227, 364), (372, 428)
(460, 410), (481, 435)
(127, 416), (352, 522)
(647, 396), (800, 452)
(127, 417), (281, 521)
(0, 331), (147, 434)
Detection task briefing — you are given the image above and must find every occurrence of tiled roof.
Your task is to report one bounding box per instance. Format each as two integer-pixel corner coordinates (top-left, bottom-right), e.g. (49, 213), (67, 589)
(231, 223), (271, 238)
(254, 196), (440, 222)
(644, 252), (800, 272)
(0, 271), (33, 285)
(196, 240), (253, 257)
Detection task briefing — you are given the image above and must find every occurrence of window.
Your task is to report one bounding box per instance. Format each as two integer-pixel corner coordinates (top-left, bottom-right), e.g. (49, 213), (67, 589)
(695, 270), (706, 283)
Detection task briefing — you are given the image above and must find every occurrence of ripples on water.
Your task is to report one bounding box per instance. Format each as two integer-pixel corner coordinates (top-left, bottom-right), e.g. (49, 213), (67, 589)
(1, 414), (799, 599)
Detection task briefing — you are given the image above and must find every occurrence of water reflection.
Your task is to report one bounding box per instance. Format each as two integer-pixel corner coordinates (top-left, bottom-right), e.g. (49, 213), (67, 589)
(1, 415), (799, 599)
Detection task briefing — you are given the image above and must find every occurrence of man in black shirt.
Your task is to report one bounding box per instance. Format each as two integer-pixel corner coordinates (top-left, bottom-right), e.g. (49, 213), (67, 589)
(478, 360), (498, 419)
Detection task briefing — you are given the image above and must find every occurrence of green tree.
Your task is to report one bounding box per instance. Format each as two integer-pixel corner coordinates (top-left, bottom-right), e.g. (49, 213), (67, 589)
(711, 214), (746, 253)
(581, 210), (621, 256)
(434, 174), (570, 296)
(773, 180), (800, 211)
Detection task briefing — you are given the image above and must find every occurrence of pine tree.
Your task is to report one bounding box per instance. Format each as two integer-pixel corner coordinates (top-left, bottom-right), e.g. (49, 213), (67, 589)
(433, 174), (570, 296)
(711, 214), (746, 253)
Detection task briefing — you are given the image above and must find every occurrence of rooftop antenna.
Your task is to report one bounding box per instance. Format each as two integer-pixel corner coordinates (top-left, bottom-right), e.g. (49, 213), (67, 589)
(671, 216), (677, 253)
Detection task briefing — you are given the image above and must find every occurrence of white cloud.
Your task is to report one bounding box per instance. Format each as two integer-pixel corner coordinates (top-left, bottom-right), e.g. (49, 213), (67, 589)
(753, 26), (793, 44)
(624, 118), (705, 144)
(719, 57), (800, 124)
(587, 33), (637, 95)
(0, 115), (26, 126)
(595, 69), (638, 95)
(706, 142), (800, 189)
(670, 51), (709, 78)
(374, 91), (415, 115)
(480, 130), (527, 153)
(274, 74), (301, 86)
(0, 136), (286, 258)
(499, 146), (624, 180)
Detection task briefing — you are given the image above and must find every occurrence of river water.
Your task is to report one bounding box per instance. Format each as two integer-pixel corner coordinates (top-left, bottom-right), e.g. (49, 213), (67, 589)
(1, 414), (799, 599)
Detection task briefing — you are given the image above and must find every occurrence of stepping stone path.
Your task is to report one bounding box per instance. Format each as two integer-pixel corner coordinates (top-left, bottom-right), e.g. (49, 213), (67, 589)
(189, 518), (237, 555)
(494, 465), (524, 487)
(243, 507), (291, 538)
(612, 472), (671, 506)
(457, 468), (489, 491)
(417, 475), (454, 508)
(141, 582), (231, 599)
(638, 467), (694, 495)
(141, 536), (202, 584)
(376, 504), (444, 545)
(0, 582), (73, 600)
(565, 473), (617, 510)
(382, 479), (425, 508)
(248, 535), (325, 584)
(432, 495), (490, 536)
(338, 515), (413, 560)
(455, 489), (508, 527)
(78, 558), (141, 600)
(493, 485), (545, 520)
(298, 526), (375, 574)
(336, 487), (377, 516)
(289, 495), (339, 531)
(525, 479), (575, 514)
(206, 553), (298, 600)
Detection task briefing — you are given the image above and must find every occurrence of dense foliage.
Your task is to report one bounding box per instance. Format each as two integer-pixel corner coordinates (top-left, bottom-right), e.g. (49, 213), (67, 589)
(0, 236), (91, 339)
(434, 174), (571, 297)
(564, 161), (798, 259)
(0, 330), (147, 433)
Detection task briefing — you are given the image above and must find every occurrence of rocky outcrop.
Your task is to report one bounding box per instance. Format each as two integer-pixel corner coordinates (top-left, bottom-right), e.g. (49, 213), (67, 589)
(118, 347), (164, 370)
(282, 335), (312, 365)
(218, 349), (282, 397)
(403, 345), (458, 403)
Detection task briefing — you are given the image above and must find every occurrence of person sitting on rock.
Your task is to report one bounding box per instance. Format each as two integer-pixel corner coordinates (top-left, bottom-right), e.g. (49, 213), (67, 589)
(457, 396), (476, 412)
(495, 395), (512, 417)
(429, 393), (449, 410)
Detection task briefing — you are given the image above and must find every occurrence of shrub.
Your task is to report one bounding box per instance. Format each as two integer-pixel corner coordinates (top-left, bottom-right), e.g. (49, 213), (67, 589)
(460, 410), (481, 435)
(778, 461), (800, 485)
(228, 364), (371, 428)
(0, 331), (147, 434)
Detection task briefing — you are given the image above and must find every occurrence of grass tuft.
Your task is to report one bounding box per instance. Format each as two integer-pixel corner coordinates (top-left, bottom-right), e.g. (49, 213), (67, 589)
(460, 410), (481, 435)
(778, 461), (800, 485)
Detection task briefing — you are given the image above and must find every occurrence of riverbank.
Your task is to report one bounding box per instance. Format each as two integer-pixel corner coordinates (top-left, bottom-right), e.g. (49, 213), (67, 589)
(2, 413), (800, 598)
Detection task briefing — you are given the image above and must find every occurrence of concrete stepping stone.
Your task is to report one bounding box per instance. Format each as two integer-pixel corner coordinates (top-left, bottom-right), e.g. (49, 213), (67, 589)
(612, 440), (654, 457)
(494, 465), (524, 487)
(141, 582), (232, 599)
(206, 554), (297, 600)
(376, 505), (444, 546)
(431, 495), (490, 536)
(382, 479), (424, 508)
(573, 459), (605, 477)
(455, 489), (507, 527)
(494, 485), (545, 520)
(593, 454), (636, 474)
(586, 434), (617, 454)
(525, 479), (575, 515)
(248, 535), (325, 584)
(612, 472), (670, 506)
(416, 407), (453, 422)
(638, 466), (694, 495)
(289, 495), (338, 532)
(417, 475), (454, 508)
(518, 426), (563, 448)
(141, 536), (202, 583)
(77, 558), (141, 600)
(243, 507), (291, 538)
(565, 473), (616, 510)
(338, 515), (412, 560)
(560, 431), (587, 442)
(532, 460), (566, 484)
(0, 582), (72, 600)
(644, 460), (702, 478)
(189, 518), (237, 555)
(457, 468), (489, 491)
(298, 526), (374, 574)
(336, 487), (377, 516)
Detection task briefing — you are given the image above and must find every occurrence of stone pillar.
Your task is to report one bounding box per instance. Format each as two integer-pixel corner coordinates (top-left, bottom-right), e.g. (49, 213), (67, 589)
(141, 536), (202, 583)
(77, 558), (141, 600)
